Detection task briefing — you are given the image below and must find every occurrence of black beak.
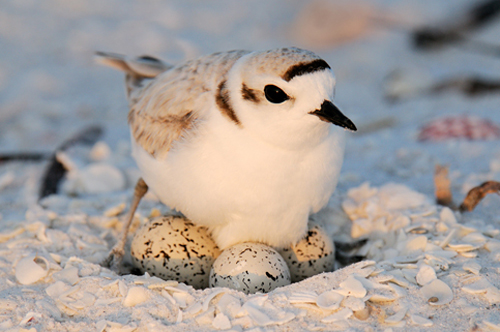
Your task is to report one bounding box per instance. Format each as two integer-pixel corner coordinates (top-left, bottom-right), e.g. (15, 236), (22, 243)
(310, 100), (357, 132)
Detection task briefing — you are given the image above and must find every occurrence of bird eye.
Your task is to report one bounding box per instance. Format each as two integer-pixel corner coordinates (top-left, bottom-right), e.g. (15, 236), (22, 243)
(264, 85), (289, 104)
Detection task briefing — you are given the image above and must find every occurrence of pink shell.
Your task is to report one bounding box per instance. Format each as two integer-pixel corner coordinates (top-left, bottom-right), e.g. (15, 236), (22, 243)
(418, 116), (500, 141)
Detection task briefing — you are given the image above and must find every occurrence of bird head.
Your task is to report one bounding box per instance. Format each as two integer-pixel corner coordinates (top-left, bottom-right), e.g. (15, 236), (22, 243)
(221, 47), (356, 150)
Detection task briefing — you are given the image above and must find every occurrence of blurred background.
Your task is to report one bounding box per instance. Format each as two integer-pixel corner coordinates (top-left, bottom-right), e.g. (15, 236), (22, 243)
(1, 0), (500, 221)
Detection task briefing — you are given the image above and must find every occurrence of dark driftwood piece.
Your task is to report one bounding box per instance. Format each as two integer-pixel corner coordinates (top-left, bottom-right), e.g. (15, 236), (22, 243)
(413, 0), (500, 50)
(0, 153), (48, 163)
(434, 164), (500, 212)
(459, 181), (500, 212)
(39, 126), (103, 200)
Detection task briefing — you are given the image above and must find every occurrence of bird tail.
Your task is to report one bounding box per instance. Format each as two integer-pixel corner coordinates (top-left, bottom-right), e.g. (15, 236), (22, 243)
(95, 52), (172, 97)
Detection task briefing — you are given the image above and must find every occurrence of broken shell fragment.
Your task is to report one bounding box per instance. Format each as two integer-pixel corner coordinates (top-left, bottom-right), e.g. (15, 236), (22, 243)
(410, 314), (433, 327)
(288, 291), (318, 304)
(420, 279), (453, 305)
(416, 265), (437, 286)
(15, 255), (50, 285)
(123, 286), (150, 307)
(338, 276), (367, 298)
(316, 290), (344, 310)
(385, 306), (408, 324)
(462, 260), (481, 275)
(321, 308), (353, 323)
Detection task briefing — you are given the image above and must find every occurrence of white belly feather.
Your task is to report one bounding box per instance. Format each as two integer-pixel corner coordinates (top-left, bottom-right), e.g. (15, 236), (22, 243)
(131, 120), (345, 249)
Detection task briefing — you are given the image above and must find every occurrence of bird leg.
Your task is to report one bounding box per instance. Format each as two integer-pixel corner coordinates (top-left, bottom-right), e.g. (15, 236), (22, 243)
(102, 178), (148, 271)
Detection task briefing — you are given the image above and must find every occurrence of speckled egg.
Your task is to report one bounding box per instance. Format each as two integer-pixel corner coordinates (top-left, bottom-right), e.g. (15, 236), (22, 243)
(130, 215), (221, 289)
(278, 224), (335, 282)
(209, 242), (291, 294)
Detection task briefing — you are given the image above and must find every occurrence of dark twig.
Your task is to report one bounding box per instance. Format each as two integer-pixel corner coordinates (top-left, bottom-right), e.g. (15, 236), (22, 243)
(413, 0), (500, 51)
(39, 126), (103, 200)
(0, 153), (49, 163)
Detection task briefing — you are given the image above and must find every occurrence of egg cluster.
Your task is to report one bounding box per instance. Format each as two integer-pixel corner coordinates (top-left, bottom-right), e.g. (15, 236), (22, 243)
(130, 216), (336, 293)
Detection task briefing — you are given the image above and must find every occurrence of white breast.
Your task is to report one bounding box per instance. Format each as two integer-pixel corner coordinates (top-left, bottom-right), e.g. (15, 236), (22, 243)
(131, 111), (345, 249)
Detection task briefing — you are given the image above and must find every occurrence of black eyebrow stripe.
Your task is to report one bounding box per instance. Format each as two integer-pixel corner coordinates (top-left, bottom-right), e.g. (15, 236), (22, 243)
(282, 59), (331, 82)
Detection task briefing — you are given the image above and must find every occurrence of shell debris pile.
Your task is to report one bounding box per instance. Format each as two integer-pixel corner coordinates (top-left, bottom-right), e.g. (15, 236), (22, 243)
(1, 181), (500, 331)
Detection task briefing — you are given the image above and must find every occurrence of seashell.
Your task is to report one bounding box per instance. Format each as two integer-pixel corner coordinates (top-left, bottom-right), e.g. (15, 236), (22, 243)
(462, 260), (481, 275)
(341, 296), (365, 311)
(402, 269), (418, 284)
(202, 289), (226, 312)
(485, 240), (500, 252)
(435, 222), (449, 233)
(353, 307), (370, 320)
(118, 280), (128, 297)
(385, 306), (407, 324)
(420, 279), (453, 305)
(90, 141), (111, 161)
(355, 276), (387, 291)
(338, 276), (367, 298)
(457, 225), (477, 238)
(288, 291), (318, 304)
(71, 292), (96, 309)
(483, 320), (500, 331)
(416, 265), (437, 286)
(0, 226), (25, 243)
(321, 308), (353, 323)
(403, 235), (427, 254)
(406, 226), (429, 235)
(213, 312), (232, 330)
(356, 266), (377, 278)
(368, 292), (398, 303)
(462, 277), (493, 294)
(461, 232), (487, 245)
(353, 260), (376, 270)
(346, 182), (378, 203)
(439, 208), (457, 224)
(183, 301), (203, 316)
(410, 314), (433, 327)
(394, 253), (423, 264)
(484, 287), (500, 304)
(388, 275), (409, 288)
(484, 226), (500, 236)
(15, 256), (50, 285)
(393, 263), (418, 269)
(243, 301), (274, 326)
(439, 229), (457, 248)
(370, 274), (394, 284)
(0, 299), (17, 311)
(94, 298), (121, 306)
(418, 115), (500, 141)
(173, 292), (189, 308)
(448, 243), (481, 252)
(216, 294), (241, 319)
(459, 251), (478, 258)
(316, 290), (344, 310)
(104, 203), (126, 217)
(123, 286), (150, 307)
(52, 266), (80, 286)
(195, 306), (215, 326)
(161, 290), (176, 305)
(388, 283), (407, 298)
(46, 281), (71, 298)
(407, 206), (437, 219)
(19, 312), (43, 326)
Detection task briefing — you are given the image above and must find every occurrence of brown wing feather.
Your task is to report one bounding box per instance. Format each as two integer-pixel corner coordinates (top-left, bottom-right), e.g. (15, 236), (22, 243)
(127, 50), (249, 158)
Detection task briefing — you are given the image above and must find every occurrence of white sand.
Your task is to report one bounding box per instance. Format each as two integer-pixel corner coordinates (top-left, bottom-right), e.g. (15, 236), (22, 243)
(1, 0), (500, 331)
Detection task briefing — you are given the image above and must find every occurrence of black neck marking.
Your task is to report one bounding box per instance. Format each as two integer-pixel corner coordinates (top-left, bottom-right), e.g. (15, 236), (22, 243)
(216, 81), (241, 126)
